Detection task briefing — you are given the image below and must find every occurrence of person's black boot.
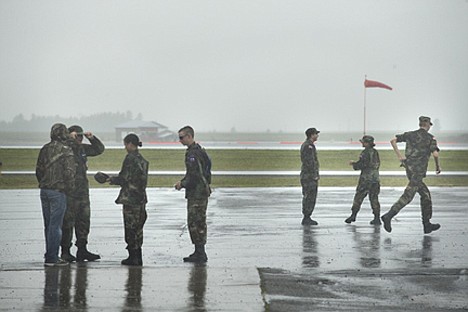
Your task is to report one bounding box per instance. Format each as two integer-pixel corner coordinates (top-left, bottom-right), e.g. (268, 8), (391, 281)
(423, 222), (441, 234)
(302, 216), (318, 226)
(183, 244), (208, 263)
(345, 212), (357, 224)
(61, 247), (76, 262)
(121, 249), (140, 266)
(76, 247), (101, 262)
(381, 210), (397, 233)
(370, 215), (381, 225)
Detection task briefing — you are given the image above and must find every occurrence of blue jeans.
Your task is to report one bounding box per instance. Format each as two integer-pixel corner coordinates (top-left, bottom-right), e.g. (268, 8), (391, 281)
(40, 189), (67, 263)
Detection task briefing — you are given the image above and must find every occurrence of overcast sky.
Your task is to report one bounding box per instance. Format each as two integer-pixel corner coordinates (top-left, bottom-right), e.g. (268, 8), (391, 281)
(1, 0), (467, 133)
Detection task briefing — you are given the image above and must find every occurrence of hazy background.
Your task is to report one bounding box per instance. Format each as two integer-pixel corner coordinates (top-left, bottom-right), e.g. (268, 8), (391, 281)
(1, 0), (467, 133)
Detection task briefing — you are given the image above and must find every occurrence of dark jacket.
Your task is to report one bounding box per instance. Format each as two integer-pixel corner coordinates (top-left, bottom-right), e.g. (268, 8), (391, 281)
(300, 139), (319, 181)
(181, 143), (211, 199)
(36, 125), (76, 194)
(352, 147), (380, 184)
(396, 128), (439, 177)
(110, 151), (149, 206)
(68, 136), (105, 197)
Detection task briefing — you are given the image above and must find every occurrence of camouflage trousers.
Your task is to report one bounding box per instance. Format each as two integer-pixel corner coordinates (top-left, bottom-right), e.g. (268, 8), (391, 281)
(301, 179), (318, 217)
(351, 181), (381, 215)
(123, 204), (147, 250)
(187, 198), (208, 245)
(61, 196), (91, 249)
(390, 176), (433, 221)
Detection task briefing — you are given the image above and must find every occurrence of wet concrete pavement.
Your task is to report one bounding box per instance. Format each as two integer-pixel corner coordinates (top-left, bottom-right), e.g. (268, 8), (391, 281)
(0, 187), (467, 311)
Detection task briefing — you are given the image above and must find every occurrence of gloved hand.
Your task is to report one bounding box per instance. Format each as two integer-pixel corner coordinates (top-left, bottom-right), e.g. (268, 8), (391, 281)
(94, 171), (110, 184)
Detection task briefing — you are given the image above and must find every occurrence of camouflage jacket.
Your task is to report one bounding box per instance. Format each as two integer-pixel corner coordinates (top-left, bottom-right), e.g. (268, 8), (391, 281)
(352, 147), (380, 183)
(68, 136), (105, 197)
(36, 139), (76, 194)
(396, 128), (439, 176)
(300, 139), (319, 181)
(181, 143), (211, 199)
(110, 151), (149, 205)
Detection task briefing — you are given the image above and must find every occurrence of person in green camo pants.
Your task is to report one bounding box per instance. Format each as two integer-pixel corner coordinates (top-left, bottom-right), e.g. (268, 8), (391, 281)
(175, 125), (211, 263)
(381, 116), (442, 234)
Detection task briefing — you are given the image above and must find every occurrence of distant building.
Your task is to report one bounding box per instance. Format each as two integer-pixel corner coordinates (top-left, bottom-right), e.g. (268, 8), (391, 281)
(115, 120), (177, 142)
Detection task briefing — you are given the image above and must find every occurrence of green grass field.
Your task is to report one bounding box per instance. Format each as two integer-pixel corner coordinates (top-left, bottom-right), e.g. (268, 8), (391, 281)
(1, 148), (467, 188)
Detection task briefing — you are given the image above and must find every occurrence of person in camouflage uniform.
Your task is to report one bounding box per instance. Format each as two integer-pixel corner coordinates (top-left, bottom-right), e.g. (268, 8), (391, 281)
(381, 116), (442, 234)
(61, 125), (105, 262)
(345, 135), (381, 225)
(300, 127), (320, 226)
(175, 126), (211, 263)
(110, 133), (149, 266)
(36, 123), (76, 266)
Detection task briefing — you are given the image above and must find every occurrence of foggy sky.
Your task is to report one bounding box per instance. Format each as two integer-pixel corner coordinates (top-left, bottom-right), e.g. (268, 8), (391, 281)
(1, 0), (467, 132)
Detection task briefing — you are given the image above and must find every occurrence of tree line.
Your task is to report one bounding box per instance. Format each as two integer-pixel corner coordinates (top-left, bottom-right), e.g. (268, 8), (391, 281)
(0, 111), (142, 132)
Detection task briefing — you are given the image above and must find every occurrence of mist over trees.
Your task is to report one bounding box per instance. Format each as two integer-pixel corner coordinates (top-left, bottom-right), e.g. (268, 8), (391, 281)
(0, 111), (142, 132)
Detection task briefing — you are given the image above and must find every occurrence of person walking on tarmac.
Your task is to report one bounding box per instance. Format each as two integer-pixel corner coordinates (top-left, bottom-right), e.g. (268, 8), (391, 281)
(175, 126), (212, 263)
(381, 116), (442, 234)
(61, 125), (105, 262)
(345, 135), (381, 225)
(300, 127), (320, 226)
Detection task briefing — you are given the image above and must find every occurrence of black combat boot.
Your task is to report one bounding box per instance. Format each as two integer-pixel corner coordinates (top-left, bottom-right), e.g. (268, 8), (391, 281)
(183, 244), (208, 263)
(345, 212), (357, 224)
(370, 214), (381, 225)
(301, 216), (318, 226)
(76, 246), (101, 262)
(121, 249), (140, 266)
(423, 222), (441, 234)
(381, 210), (397, 233)
(61, 247), (77, 262)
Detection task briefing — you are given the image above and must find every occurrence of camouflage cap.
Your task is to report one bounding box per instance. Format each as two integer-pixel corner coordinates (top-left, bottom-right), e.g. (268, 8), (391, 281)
(305, 127), (320, 138)
(68, 125), (84, 134)
(360, 135), (375, 144)
(419, 116), (433, 125)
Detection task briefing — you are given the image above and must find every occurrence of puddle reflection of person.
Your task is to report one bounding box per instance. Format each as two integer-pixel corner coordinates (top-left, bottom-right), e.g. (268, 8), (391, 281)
(302, 227), (320, 268)
(42, 267), (60, 310)
(42, 266), (72, 310)
(421, 236), (433, 267)
(351, 226), (381, 269)
(187, 264), (207, 311)
(74, 264), (88, 309)
(123, 267), (143, 311)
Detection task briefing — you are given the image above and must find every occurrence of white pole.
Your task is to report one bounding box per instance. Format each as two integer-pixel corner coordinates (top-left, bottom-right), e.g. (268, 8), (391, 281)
(364, 75), (367, 136)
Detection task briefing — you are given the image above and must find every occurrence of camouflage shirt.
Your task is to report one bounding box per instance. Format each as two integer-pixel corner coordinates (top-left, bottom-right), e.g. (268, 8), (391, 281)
(68, 136), (105, 197)
(36, 128), (76, 194)
(300, 139), (319, 181)
(396, 128), (439, 176)
(111, 151), (149, 205)
(181, 143), (211, 199)
(352, 146), (380, 183)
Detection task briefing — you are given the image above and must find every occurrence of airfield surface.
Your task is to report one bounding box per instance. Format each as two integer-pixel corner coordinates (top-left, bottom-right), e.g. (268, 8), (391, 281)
(0, 187), (467, 311)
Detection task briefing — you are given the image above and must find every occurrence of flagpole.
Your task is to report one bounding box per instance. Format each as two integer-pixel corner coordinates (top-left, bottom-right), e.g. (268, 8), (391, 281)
(363, 75), (367, 135)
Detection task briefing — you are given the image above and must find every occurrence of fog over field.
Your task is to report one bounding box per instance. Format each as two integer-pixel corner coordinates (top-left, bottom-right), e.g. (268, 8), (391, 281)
(1, 0), (467, 132)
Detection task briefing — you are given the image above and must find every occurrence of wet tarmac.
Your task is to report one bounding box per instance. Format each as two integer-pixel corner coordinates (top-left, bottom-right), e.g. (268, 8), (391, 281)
(0, 187), (467, 311)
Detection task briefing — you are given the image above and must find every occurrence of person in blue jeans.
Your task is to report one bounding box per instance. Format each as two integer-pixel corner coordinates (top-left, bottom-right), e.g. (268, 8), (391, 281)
(36, 123), (76, 266)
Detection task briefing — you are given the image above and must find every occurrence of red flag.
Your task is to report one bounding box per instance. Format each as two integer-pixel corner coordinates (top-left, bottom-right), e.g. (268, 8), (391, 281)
(364, 79), (392, 90)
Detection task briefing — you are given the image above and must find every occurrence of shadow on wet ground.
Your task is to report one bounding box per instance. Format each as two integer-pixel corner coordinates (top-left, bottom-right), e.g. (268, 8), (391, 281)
(1, 187), (467, 311)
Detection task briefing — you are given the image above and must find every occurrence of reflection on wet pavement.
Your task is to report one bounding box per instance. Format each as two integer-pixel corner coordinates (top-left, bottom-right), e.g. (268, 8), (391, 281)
(124, 267), (142, 311)
(187, 264), (207, 312)
(1, 187), (467, 311)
